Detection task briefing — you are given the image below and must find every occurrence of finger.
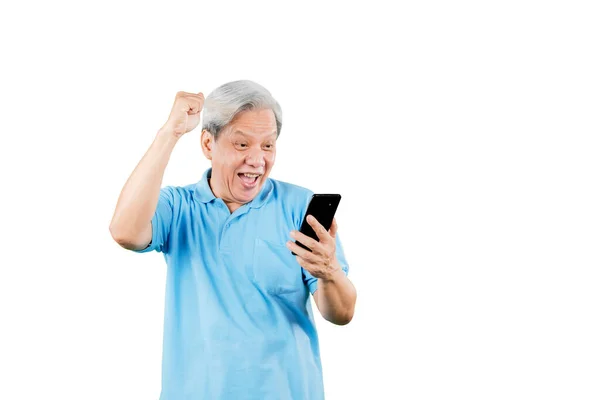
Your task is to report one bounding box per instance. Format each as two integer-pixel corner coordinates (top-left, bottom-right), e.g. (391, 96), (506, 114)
(306, 215), (332, 243)
(286, 240), (319, 263)
(187, 93), (204, 102)
(174, 92), (204, 113)
(185, 97), (204, 114)
(173, 98), (200, 115)
(328, 218), (338, 239)
(295, 256), (317, 274)
(290, 230), (320, 252)
(176, 91), (203, 98)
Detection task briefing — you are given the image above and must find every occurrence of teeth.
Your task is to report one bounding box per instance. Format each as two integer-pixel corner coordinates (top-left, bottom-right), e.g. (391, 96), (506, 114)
(243, 173), (259, 178)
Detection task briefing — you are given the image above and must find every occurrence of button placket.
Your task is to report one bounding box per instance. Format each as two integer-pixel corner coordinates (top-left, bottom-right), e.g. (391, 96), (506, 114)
(218, 202), (234, 251)
(219, 206), (250, 251)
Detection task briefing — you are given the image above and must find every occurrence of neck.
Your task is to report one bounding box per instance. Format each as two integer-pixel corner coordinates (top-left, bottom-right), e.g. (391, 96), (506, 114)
(208, 177), (244, 213)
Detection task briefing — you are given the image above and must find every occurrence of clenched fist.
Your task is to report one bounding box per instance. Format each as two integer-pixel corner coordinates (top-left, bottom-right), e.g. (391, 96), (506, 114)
(160, 91), (205, 137)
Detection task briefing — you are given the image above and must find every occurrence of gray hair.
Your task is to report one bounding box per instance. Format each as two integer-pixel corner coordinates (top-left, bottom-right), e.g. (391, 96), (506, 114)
(201, 80), (282, 140)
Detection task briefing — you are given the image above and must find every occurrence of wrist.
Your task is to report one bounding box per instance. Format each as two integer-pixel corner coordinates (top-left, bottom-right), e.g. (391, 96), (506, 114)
(320, 261), (344, 284)
(155, 127), (181, 144)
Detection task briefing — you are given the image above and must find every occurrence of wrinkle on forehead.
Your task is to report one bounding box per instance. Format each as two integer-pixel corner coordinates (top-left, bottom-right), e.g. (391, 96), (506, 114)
(223, 109), (278, 139)
(231, 130), (278, 139)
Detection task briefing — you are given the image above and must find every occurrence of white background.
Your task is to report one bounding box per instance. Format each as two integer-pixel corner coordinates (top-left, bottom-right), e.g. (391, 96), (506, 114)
(1, 1), (599, 399)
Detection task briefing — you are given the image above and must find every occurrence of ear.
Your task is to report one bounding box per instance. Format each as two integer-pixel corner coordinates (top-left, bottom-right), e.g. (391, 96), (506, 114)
(200, 129), (214, 160)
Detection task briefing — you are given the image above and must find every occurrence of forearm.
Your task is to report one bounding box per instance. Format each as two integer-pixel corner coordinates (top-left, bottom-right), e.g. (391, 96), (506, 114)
(315, 261), (357, 325)
(109, 129), (178, 240)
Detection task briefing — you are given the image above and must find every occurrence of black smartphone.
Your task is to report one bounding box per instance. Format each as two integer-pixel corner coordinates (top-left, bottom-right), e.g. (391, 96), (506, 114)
(292, 194), (341, 255)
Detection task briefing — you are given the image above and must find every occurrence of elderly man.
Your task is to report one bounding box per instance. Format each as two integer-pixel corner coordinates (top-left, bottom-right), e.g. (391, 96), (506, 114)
(109, 80), (357, 399)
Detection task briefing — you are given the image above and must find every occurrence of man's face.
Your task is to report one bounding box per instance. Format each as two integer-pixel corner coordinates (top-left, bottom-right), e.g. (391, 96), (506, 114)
(202, 108), (277, 208)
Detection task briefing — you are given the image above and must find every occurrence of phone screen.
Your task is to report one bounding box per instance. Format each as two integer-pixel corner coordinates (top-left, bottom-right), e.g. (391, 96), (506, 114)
(293, 194), (341, 255)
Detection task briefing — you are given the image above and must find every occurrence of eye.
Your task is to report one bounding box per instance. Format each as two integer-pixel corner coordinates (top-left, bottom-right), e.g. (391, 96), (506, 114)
(236, 142), (248, 149)
(264, 144), (274, 150)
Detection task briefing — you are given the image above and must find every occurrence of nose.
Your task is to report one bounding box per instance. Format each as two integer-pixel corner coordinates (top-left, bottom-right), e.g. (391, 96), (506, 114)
(245, 149), (266, 169)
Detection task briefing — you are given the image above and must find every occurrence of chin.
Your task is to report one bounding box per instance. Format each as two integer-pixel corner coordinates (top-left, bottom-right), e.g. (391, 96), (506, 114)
(239, 186), (262, 203)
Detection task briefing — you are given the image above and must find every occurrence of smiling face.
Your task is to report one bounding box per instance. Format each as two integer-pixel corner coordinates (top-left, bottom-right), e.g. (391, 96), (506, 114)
(201, 108), (277, 212)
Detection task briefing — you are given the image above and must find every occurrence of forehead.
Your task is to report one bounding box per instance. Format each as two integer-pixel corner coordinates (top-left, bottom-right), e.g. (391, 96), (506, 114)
(227, 108), (277, 138)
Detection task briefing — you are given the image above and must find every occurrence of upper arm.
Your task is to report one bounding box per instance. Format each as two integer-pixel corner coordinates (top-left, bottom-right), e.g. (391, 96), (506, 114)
(116, 222), (152, 251)
(130, 186), (178, 254)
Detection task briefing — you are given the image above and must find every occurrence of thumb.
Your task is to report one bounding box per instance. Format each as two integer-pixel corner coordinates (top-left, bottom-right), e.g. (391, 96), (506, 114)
(328, 218), (338, 239)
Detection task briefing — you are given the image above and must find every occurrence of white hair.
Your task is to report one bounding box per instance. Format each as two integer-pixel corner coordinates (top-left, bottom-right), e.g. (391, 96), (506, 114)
(202, 80), (282, 140)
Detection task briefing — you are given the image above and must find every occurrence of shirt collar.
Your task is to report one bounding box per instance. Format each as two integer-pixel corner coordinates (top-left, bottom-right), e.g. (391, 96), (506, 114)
(194, 168), (216, 203)
(194, 167), (273, 209)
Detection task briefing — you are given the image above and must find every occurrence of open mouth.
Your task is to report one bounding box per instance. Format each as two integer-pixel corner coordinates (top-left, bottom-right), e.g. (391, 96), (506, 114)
(237, 172), (261, 188)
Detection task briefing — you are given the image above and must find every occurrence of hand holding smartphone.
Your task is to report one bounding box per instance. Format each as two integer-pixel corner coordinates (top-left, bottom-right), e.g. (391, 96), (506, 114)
(292, 194), (341, 255)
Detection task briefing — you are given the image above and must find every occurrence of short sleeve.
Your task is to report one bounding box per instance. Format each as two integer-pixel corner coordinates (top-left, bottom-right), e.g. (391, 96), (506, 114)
(131, 186), (177, 254)
(303, 232), (350, 295)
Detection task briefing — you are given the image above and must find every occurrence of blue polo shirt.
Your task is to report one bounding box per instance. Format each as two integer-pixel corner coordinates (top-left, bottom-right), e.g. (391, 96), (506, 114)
(133, 168), (350, 400)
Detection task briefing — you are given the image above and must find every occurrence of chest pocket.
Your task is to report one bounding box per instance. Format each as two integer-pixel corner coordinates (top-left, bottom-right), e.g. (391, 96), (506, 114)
(252, 238), (304, 295)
